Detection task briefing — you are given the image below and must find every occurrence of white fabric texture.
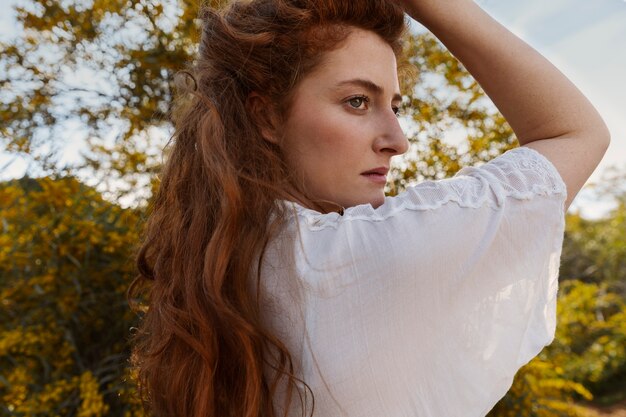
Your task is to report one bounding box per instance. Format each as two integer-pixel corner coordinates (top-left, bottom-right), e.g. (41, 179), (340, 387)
(255, 146), (568, 417)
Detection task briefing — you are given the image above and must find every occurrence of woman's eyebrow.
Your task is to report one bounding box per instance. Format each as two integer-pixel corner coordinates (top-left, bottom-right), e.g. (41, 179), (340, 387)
(335, 78), (402, 102)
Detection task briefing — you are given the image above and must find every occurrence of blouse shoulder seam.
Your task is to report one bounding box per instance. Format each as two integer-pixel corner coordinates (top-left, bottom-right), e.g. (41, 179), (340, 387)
(286, 146), (567, 231)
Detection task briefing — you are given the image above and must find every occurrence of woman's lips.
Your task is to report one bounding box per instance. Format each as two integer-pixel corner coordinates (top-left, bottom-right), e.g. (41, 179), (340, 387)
(361, 173), (387, 184)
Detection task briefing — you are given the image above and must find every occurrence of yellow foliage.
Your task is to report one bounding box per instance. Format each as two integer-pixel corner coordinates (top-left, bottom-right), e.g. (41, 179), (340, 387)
(0, 176), (145, 416)
(77, 371), (110, 417)
(488, 358), (593, 417)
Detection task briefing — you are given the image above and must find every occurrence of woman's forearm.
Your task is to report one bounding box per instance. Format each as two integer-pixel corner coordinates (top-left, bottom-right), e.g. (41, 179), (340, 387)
(405, 0), (610, 145)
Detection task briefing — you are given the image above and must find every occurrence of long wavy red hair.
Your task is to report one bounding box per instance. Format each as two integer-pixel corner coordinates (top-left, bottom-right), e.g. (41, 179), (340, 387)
(127, 1), (409, 416)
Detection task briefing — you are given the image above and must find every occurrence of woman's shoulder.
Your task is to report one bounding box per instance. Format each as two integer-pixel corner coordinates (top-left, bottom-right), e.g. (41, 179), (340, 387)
(262, 147), (568, 417)
(279, 146), (567, 232)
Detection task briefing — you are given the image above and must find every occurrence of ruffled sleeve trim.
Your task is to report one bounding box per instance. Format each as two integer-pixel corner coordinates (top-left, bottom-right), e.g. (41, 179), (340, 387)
(279, 146), (567, 231)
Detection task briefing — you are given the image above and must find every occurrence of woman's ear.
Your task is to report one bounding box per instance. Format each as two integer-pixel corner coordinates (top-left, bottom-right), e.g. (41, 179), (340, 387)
(245, 92), (281, 145)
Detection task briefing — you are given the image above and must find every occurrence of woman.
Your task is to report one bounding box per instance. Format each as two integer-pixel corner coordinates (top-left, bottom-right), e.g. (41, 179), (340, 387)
(127, 0), (610, 416)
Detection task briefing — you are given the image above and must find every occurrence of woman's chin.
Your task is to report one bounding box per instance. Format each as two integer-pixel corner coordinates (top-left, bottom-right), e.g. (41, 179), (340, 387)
(370, 199), (385, 210)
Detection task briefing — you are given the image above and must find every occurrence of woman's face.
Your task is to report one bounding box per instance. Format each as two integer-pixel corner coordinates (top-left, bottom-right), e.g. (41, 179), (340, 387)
(277, 27), (409, 211)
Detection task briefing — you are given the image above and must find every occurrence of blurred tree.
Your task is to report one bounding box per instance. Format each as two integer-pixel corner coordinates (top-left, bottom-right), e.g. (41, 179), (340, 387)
(0, 176), (144, 416)
(488, 356), (593, 417)
(552, 280), (626, 401)
(0, 0), (225, 207)
(560, 168), (626, 295)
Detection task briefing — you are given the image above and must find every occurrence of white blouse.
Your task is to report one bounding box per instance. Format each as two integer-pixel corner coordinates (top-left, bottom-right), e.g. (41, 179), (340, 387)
(254, 146), (568, 417)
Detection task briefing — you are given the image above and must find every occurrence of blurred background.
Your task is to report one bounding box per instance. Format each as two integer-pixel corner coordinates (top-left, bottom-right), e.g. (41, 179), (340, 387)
(1, 0), (624, 415)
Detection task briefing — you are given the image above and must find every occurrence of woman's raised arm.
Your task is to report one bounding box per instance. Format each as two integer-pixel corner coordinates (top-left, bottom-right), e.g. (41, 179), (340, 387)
(394, 0), (611, 211)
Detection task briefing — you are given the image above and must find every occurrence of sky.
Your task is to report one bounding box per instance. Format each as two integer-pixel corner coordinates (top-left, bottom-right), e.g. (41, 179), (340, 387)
(487, 0), (626, 220)
(1, 0), (625, 219)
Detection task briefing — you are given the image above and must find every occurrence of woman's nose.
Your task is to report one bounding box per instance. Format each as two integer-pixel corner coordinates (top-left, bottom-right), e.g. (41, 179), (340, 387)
(375, 111), (409, 156)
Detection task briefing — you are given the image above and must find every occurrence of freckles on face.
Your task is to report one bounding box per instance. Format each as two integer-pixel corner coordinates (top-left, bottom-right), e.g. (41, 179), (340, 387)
(279, 28), (408, 211)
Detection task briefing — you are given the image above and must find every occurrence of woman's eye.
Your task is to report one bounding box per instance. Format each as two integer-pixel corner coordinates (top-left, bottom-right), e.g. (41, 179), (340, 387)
(393, 106), (400, 116)
(347, 96), (369, 109)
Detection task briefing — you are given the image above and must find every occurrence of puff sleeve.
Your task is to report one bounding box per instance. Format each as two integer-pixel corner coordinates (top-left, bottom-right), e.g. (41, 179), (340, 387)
(266, 146), (568, 417)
